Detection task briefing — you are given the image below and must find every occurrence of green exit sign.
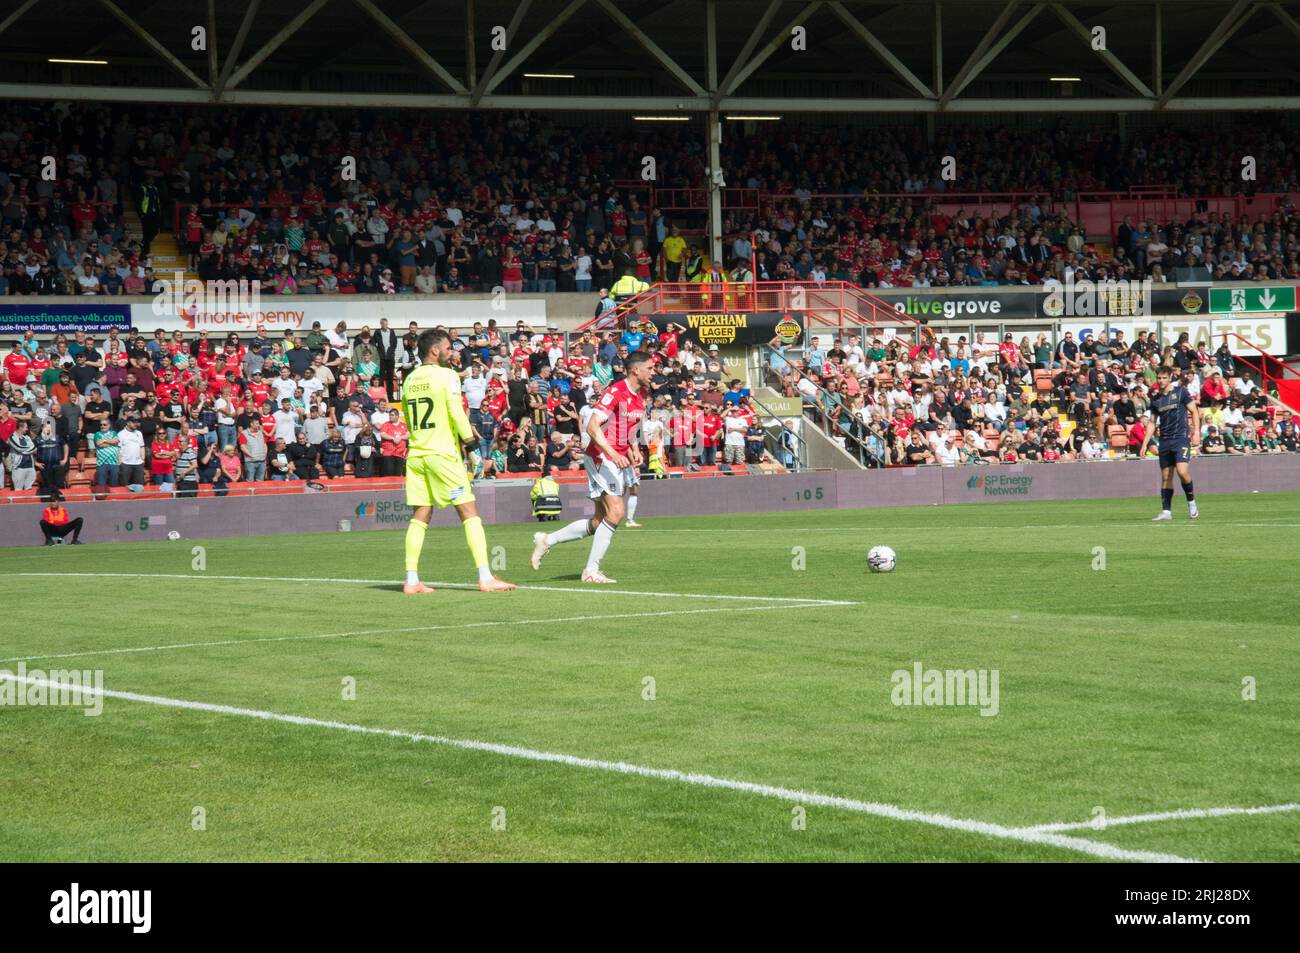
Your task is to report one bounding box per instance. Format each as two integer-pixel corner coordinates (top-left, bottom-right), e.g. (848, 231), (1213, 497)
(1208, 286), (1296, 313)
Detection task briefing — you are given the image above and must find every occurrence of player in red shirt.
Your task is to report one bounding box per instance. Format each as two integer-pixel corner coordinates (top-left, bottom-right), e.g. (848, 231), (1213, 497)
(530, 352), (652, 584)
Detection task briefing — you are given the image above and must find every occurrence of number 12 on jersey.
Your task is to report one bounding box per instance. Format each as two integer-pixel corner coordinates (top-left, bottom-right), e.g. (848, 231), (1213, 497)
(404, 396), (436, 432)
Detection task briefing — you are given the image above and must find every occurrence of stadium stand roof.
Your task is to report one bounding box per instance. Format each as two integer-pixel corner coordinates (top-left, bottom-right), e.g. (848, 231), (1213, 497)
(1, 0), (1299, 113)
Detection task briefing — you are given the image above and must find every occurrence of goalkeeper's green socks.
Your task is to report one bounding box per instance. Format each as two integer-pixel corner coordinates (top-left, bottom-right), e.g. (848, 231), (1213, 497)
(405, 518), (428, 586)
(464, 515), (493, 584)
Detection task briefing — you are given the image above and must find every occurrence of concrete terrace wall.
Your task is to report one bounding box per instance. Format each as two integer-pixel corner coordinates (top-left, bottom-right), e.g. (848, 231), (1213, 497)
(3, 456), (1298, 548)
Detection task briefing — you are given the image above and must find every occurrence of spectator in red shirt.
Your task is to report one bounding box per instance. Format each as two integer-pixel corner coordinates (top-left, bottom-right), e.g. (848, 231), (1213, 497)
(1200, 371), (1229, 406)
(4, 343), (31, 388)
(149, 432), (178, 486)
(378, 407), (409, 476)
(501, 247), (524, 294)
(670, 399), (699, 468)
(657, 321), (684, 360)
(700, 406), (723, 467)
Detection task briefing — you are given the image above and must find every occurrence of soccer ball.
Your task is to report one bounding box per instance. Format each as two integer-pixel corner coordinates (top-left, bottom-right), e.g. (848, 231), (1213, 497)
(867, 545), (896, 573)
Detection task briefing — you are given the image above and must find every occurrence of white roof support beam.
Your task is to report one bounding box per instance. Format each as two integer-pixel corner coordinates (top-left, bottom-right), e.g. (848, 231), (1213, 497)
(480, 0), (588, 99)
(206, 0), (218, 86)
(470, 0), (535, 105)
(1048, 2), (1154, 98)
(8, 82), (1300, 113)
(933, 2), (943, 96)
(592, 0), (705, 96)
(716, 0), (781, 105)
(939, 0), (1026, 108)
(1153, 1), (1163, 96)
(96, 0), (208, 89)
(720, 1), (824, 98)
(214, 0), (260, 98)
(0, 0), (40, 39)
(705, 0), (718, 92)
(224, 0), (331, 92)
(352, 0), (468, 94)
(828, 0), (934, 99)
(465, 0), (477, 89)
(1158, 0), (1255, 107)
(1265, 1), (1300, 42)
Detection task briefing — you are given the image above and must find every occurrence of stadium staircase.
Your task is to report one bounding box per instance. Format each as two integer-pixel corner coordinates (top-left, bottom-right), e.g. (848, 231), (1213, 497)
(580, 281), (922, 469)
(123, 208), (194, 282)
(1221, 331), (1300, 415)
(146, 231), (194, 283)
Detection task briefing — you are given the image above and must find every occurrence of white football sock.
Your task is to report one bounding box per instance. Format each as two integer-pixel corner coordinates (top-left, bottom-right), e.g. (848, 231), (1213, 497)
(584, 520), (616, 573)
(406, 570), (420, 586)
(546, 518), (591, 546)
(478, 564), (493, 583)
(626, 495), (639, 520)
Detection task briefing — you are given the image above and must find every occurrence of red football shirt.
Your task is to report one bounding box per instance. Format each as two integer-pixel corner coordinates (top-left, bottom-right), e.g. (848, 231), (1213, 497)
(4, 352), (31, 385)
(150, 438), (178, 474)
(589, 378), (645, 464)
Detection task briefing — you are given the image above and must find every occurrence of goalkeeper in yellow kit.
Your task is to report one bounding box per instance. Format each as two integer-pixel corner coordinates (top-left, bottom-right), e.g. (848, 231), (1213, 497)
(400, 328), (516, 594)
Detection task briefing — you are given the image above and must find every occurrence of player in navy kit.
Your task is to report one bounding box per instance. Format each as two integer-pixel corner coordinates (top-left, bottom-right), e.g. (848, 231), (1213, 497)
(1139, 367), (1201, 521)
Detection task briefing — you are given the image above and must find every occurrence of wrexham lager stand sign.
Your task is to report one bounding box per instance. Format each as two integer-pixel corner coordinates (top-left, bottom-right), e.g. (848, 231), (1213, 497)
(1208, 286), (1296, 314)
(647, 311), (806, 347)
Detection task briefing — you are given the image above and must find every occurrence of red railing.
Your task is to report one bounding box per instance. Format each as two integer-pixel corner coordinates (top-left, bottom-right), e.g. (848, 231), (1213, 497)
(759, 189), (1295, 246)
(654, 188), (762, 211)
(173, 187), (1295, 258)
(1220, 331), (1300, 414)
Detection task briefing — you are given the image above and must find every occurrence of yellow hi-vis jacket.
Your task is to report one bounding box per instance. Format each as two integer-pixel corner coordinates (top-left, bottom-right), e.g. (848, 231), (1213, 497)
(530, 477), (563, 517)
(610, 275), (650, 300)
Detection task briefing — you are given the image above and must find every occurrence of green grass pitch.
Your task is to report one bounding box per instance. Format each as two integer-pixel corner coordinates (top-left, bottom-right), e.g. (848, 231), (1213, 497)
(1, 491), (1297, 862)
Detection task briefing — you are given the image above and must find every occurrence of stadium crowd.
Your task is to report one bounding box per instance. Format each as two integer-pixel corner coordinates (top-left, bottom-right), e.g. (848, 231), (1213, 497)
(0, 318), (778, 496)
(1, 102), (1296, 300)
(765, 325), (1297, 467)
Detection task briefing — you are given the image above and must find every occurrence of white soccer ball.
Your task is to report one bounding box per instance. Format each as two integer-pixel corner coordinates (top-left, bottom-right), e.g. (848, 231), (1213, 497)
(867, 545), (896, 573)
(167, 530), (181, 541)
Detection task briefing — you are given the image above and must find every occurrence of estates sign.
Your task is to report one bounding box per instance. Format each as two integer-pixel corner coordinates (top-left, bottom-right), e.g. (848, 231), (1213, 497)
(1208, 286), (1296, 314)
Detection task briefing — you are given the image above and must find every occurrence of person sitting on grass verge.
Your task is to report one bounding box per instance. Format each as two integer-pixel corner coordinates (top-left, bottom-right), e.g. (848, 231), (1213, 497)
(39, 491), (83, 545)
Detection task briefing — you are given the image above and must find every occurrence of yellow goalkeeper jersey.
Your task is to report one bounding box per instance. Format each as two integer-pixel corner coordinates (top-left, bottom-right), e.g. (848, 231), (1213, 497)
(400, 362), (474, 459)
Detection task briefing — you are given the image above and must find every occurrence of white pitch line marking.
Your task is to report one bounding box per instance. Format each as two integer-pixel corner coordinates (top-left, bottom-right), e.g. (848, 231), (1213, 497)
(0, 672), (1199, 864)
(1020, 803), (1300, 834)
(12, 572), (857, 607)
(0, 603), (808, 666)
(634, 522), (1300, 532)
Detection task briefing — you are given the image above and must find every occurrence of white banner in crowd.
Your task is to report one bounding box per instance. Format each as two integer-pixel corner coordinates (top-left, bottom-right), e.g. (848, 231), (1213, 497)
(1059, 317), (1286, 356)
(134, 297), (548, 334)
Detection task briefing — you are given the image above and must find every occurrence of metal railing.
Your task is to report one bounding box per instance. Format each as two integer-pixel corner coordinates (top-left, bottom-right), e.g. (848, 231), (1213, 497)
(577, 280), (919, 334)
(1218, 331), (1300, 414)
(746, 390), (812, 471)
(752, 343), (881, 469)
